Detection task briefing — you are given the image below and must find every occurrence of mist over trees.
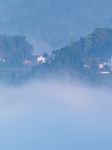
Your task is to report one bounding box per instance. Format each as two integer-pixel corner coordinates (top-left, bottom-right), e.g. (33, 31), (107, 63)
(0, 34), (33, 69)
(0, 34), (33, 58)
(0, 28), (112, 86)
(32, 28), (112, 86)
(0, 0), (112, 51)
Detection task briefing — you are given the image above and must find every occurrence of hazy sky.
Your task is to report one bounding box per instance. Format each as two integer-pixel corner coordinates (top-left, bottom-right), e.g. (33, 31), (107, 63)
(0, 79), (112, 150)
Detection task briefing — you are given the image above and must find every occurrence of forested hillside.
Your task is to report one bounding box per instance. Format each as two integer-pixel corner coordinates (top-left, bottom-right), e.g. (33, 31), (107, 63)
(0, 34), (33, 67)
(0, 0), (112, 53)
(0, 28), (111, 85)
(32, 28), (112, 85)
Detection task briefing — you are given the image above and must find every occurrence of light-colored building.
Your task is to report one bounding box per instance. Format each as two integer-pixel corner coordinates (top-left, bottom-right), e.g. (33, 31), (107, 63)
(83, 57), (110, 74)
(83, 58), (103, 69)
(37, 56), (46, 63)
(32, 55), (41, 63)
(32, 55), (55, 64)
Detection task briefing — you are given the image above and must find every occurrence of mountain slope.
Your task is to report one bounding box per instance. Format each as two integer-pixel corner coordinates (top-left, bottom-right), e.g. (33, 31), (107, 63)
(0, 0), (112, 53)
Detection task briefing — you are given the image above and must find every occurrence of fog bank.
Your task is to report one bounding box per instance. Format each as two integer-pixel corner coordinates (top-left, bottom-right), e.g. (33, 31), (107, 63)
(0, 79), (112, 150)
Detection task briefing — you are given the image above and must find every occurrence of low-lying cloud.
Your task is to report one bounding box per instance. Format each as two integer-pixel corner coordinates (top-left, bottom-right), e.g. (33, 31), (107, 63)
(0, 79), (112, 150)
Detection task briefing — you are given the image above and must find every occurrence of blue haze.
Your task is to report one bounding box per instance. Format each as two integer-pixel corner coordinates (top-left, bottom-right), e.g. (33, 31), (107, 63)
(0, 80), (112, 150)
(0, 0), (112, 53)
(0, 1), (112, 149)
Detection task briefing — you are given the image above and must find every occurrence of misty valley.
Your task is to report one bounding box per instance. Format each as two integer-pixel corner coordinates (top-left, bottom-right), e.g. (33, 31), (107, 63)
(0, 1), (112, 150)
(0, 27), (112, 150)
(0, 28), (112, 87)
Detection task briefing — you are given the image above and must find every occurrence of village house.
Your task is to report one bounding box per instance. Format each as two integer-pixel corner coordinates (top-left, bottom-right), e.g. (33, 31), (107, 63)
(103, 55), (112, 71)
(32, 55), (46, 63)
(83, 57), (110, 74)
(83, 58), (103, 68)
(37, 56), (46, 63)
(32, 55), (55, 64)
(32, 55), (41, 63)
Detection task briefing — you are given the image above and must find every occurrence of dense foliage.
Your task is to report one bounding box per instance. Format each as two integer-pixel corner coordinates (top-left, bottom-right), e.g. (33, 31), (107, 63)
(0, 28), (112, 86)
(78, 28), (112, 60)
(32, 28), (112, 85)
(1, 0), (112, 49)
(0, 34), (33, 67)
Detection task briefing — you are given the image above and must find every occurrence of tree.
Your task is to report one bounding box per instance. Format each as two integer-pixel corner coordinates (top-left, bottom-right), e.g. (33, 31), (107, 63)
(43, 53), (48, 58)
(84, 35), (92, 53)
(51, 45), (84, 76)
(10, 51), (23, 68)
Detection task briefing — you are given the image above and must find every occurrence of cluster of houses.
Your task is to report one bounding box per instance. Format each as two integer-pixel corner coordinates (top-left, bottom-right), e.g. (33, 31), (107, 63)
(0, 54), (54, 67)
(0, 53), (112, 74)
(83, 56), (112, 74)
(23, 55), (55, 67)
(30, 55), (112, 74)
